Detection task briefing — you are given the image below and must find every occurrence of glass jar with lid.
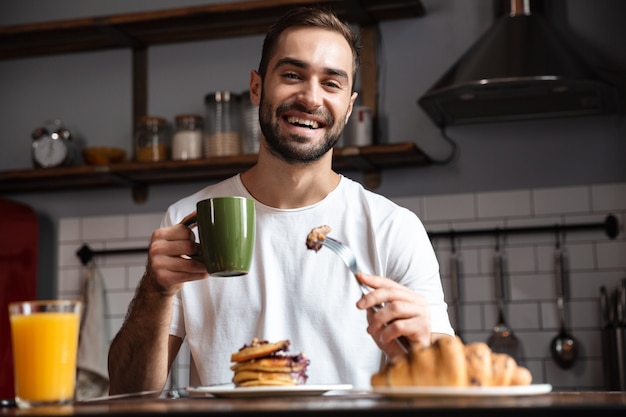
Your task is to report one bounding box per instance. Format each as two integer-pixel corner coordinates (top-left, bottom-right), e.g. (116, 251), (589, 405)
(239, 90), (261, 154)
(204, 91), (241, 157)
(134, 116), (171, 162)
(172, 114), (204, 160)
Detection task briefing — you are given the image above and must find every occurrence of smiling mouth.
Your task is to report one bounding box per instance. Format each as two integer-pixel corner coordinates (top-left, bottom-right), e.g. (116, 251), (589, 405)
(286, 116), (321, 129)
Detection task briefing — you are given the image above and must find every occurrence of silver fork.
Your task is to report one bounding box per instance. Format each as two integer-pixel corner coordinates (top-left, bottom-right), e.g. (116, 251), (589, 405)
(320, 236), (412, 354)
(321, 237), (373, 297)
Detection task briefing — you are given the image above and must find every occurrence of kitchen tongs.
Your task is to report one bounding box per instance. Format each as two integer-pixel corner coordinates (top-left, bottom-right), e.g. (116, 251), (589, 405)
(319, 236), (413, 354)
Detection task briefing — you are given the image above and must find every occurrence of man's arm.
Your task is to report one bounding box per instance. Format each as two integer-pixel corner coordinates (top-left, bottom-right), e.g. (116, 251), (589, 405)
(107, 216), (211, 394)
(107, 273), (180, 395)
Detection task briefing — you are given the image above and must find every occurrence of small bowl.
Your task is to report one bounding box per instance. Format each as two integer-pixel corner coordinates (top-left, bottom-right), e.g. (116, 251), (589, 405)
(82, 147), (126, 165)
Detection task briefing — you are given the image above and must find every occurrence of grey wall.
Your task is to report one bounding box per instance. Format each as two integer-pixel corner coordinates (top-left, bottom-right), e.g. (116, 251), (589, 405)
(0, 0), (626, 387)
(1, 0), (625, 287)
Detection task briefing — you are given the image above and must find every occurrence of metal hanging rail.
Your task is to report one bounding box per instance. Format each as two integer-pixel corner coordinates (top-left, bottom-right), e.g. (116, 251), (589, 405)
(76, 243), (148, 266)
(428, 214), (619, 241)
(75, 215), (620, 265)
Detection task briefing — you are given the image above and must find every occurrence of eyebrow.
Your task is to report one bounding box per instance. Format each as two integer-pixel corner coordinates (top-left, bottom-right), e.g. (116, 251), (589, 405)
(275, 57), (350, 82)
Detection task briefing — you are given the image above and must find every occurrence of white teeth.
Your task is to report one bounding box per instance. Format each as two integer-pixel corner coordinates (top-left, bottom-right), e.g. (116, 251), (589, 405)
(286, 116), (319, 129)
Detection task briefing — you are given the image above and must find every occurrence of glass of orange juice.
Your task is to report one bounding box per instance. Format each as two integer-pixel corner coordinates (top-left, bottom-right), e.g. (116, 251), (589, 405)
(8, 300), (82, 409)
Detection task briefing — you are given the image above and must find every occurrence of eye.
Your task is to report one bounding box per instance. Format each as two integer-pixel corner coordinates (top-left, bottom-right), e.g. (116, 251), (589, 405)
(282, 72), (301, 81)
(324, 80), (342, 90)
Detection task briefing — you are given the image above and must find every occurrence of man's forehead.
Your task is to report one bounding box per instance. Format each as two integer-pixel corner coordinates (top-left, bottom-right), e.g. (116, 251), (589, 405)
(277, 26), (349, 46)
(272, 26), (353, 68)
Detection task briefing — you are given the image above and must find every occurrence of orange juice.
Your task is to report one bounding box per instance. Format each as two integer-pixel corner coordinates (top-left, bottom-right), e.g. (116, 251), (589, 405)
(9, 301), (81, 408)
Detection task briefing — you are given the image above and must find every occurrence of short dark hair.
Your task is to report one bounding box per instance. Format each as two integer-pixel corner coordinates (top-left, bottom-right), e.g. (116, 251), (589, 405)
(258, 7), (361, 88)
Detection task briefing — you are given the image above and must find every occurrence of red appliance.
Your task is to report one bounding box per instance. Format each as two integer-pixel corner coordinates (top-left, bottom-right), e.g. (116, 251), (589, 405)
(0, 199), (38, 401)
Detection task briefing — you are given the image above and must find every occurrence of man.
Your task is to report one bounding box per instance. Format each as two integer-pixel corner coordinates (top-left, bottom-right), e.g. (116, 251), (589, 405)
(108, 6), (453, 394)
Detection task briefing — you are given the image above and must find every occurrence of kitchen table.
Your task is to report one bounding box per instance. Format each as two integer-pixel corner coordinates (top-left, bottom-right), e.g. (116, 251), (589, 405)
(2, 388), (626, 416)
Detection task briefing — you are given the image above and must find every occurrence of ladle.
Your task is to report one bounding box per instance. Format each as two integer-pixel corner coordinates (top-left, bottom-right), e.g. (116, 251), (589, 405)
(549, 233), (579, 369)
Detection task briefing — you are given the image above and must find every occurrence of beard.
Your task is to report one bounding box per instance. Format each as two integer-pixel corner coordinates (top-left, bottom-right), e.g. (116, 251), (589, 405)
(258, 94), (346, 164)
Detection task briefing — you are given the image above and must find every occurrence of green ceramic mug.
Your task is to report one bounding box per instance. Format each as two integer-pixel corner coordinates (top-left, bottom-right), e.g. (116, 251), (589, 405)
(183, 196), (255, 277)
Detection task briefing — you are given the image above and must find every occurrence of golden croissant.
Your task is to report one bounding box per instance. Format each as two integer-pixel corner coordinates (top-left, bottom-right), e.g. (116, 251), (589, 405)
(371, 336), (532, 387)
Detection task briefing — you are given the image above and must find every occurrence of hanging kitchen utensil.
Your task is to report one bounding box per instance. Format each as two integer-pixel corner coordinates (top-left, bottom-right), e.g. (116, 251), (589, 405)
(487, 234), (521, 362)
(615, 281), (626, 390)
(600, 285), (619, 390)
(549, 233), (579, 370)
(449, 235), (463, 340)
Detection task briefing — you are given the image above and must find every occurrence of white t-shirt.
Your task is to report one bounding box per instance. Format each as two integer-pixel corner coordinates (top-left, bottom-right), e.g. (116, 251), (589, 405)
(163, 174), (453, 389)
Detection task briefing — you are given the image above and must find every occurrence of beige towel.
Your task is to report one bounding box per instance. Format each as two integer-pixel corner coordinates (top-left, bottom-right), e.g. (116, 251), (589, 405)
(76, 261), (109, 400)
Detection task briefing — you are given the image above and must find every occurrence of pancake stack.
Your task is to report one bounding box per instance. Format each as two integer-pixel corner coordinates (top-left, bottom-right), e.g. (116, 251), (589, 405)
(230, 338), (310, 387)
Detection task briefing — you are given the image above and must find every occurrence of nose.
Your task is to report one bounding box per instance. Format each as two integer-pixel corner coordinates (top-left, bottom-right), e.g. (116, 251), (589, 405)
(296, 80), (323, 110)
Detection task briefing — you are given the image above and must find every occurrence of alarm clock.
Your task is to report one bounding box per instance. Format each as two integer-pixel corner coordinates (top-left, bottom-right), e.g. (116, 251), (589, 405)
(31, 120), (75, 168)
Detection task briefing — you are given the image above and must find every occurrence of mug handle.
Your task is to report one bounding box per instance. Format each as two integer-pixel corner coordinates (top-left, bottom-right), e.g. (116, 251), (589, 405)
(182, 215), (203, 263)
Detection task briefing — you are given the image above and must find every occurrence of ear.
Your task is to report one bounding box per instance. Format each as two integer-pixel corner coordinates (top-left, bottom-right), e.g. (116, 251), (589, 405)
(249, 70), (262, 106)
(344, 91), (359, 125)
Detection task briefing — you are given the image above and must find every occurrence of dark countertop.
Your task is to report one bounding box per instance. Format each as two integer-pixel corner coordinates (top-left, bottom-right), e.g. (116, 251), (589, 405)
(2, 389), (626, 416)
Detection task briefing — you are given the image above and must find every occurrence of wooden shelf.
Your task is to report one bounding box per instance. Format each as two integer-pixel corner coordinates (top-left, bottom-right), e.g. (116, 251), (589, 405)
(0, 0), (425, 120)
(0, 1), (430, 201)
(0, 0), (425, 60)
(0, 143), (429, 199)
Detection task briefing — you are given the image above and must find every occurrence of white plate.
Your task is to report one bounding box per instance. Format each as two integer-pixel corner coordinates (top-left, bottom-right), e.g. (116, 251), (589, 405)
(188, 384), (354, 398)
(372, 383), (552, 398)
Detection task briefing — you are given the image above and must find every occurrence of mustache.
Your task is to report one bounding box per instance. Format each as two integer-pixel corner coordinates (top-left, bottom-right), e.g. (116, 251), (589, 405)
(276, 103), (334, 125)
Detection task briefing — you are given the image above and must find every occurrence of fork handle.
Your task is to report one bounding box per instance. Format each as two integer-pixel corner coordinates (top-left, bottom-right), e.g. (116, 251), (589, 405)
(357, 278), (412, 353)
(395, 335), (412, 353)
(370, 303), (412, 354)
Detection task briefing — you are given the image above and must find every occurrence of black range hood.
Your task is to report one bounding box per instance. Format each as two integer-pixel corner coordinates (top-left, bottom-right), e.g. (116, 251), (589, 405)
(418, 0), (621, 128)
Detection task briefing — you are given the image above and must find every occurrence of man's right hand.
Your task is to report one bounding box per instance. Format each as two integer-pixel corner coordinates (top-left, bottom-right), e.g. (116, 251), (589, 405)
(145, 216), (209, 297)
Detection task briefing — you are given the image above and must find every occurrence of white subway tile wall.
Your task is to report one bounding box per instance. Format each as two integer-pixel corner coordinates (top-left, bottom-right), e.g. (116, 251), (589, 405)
(58, 182), (626, 391)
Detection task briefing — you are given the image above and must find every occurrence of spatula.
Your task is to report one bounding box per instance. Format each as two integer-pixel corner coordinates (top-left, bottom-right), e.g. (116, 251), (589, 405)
(487, 240), (521, 362)
(449, 237), (463, 340)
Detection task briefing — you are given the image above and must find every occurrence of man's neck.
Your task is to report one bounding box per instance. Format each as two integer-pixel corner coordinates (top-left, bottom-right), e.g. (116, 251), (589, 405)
(240, 147), (340, 209)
